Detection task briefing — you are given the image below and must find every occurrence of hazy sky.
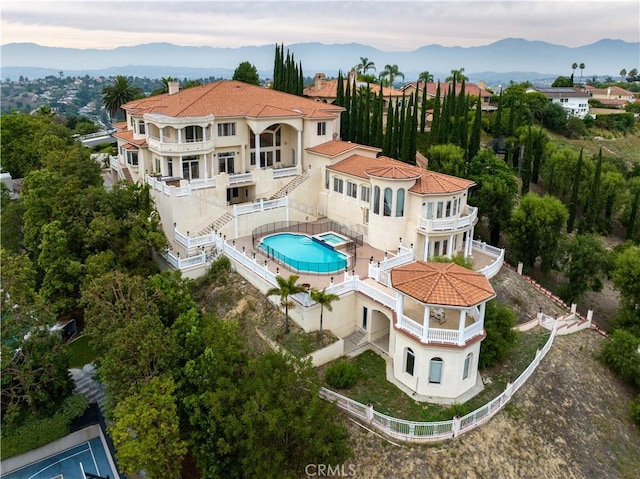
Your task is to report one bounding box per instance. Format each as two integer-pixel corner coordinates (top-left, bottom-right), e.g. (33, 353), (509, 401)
(1, 0), (638, 51)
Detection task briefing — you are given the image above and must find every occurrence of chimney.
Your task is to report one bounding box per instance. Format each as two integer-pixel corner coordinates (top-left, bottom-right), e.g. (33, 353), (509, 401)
(478, 80), (486, 90)
(349, 70), (357, 87)
(314, 73), (325, 91)
(168, 81), (180, 95)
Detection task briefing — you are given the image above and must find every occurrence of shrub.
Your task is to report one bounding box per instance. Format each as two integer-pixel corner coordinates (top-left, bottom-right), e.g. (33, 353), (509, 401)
(1, 394), (88, 460)
(326, 360), (358, 389)
(600, 329), (640, 387)
(631, 395), (640, 428)
(479, 300), (517, 368)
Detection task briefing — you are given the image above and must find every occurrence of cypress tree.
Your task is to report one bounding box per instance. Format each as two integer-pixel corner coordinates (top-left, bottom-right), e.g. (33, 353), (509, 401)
(493, 90), (503, 138)
(507, 97), (516, 137)
(393, 100), (402, 158)
(457, 79), (468, 152)
(363, 84), (371, 145)
(420, 81), (428, 133)
(348, 85), (358, 141)
(531, 127), (545, 184)
(520, 128), (533, 195)
(468, 94), (482, 163)
(374, 87), (385, 148)
(409, 91), (419, 165)
(336, 70), (345, 107)
(298, 62), (304, 95)
(342, 78), (351, 140)
(627, 186), (640, 240)
(430, 83), (441, 147)
(566, 148), (583, 233)
(400, 95), (413, 163)
(583, 148), (603, 232)
(383, 100), (394, 156)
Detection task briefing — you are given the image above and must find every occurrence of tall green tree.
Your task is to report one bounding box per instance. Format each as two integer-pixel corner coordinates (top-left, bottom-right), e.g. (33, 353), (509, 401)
(566, 148), (584, 233)
(468, 149), (519, 245)
(508, 193), (569, 271)
(479, 300), (517, 368)
(467, 94), (482, 162)
(310, 289), (340, 341)
(266, 275), (306, 334)
(101, 75), (143, 121)
(582, 148), (604, 233)
(559, 234), (608, 303)
(110, 376), (187, 479)
(232, 61), (260, 85)
(426, 144), (466, 177)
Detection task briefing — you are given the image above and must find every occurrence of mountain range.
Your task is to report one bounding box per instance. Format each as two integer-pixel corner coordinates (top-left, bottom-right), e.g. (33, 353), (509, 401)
(1, 38), (638, 83)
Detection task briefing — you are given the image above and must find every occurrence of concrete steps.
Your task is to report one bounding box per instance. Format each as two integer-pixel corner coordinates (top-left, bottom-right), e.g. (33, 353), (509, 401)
(69, 364), (106, 413)
(270, 174), (308, 199)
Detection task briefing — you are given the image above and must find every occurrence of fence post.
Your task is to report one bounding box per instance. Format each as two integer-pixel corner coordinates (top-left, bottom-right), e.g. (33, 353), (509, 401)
(366, 403), (374, 424)
(570, 303), (577, 314)
(452, 415), (461, 437)
(504, 380), (514, 401)
(517, 262), (523, 275)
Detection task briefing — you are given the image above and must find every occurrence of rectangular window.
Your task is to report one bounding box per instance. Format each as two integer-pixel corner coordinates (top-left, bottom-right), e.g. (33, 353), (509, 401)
(217, 122), (236, 137)
(445, 200), (451, 217)
(127, 151), (138, 166)
(317, 122), (327, 136)
(325, 171), (330, 190)
(443, 239), (448, 256)
(453, 198), (458, 215)
(333, 177), (344, 194)
(182, 157), (200, 180)
(347, 182), (357, 198)
(436, 201), (444, 218)
(429, 360), (442, 384)
(363, 208), (369, 224)
(218, 152), (235, 174)
(360, 186), (370, 203)
(362, 306), (368, 330)
(426, 202), (434, 219)
(167, 158), (173, 177)
(138, 121), (145, 135)
(463, 355), (471, 380)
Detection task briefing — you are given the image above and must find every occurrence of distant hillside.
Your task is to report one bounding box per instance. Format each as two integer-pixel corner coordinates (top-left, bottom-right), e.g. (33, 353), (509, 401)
(1, 38), (637, 81)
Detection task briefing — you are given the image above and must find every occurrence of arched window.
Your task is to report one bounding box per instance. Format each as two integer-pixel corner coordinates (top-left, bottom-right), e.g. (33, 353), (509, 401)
(463, 353), (472, 380)
(383, 188), (392, 216)
(429, 357), (443, 384)
(396, 188), (405, 217)
(405, 348), (415, 376)
(373, 186), (380, 215)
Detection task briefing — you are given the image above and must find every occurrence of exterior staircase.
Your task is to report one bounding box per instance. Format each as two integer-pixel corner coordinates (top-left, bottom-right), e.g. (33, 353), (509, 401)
(69, 364), (106, 413)
(196, 209), (233, 236)
(344, 329), (368, 356)
(121, 165), (134, 183)
(270, 173), (309, 199)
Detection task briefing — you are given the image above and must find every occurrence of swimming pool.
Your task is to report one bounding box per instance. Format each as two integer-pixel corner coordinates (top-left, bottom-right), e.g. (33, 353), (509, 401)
(260, 233), (348, 273)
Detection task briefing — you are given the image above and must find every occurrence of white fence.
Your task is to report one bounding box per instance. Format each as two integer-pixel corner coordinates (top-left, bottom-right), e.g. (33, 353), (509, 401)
(321, 319), (559, 443)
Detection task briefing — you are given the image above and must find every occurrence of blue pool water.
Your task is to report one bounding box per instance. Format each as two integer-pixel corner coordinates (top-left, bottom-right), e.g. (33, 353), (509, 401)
(260, 233), (347, 273)
(317, 232), (347, 246)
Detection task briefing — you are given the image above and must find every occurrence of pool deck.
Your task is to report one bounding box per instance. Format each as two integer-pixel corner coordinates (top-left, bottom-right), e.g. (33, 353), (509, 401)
(233, 234), (388, 290)
(231, 233), (498, 292)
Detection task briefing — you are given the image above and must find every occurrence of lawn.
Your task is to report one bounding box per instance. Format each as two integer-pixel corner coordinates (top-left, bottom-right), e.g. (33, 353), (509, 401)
(67, 335), (97, 368)
(320, 327), (551, 422)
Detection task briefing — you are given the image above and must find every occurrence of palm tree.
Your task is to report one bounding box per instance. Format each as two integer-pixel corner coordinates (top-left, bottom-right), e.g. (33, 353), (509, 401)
(629, 68), (639, 81)
(356, 57), (376, 75)
(579, 63), (586, 85)
(571, 62), (578, 75)
(620, 68), (627, 82)
(310, 288), (340, 341)
(101, 75), (143, 121)
(266, 275), (306, 334)
(379, 64), (404, 87)
(418, 71), (434, 84)
(445, 68), (468, 82)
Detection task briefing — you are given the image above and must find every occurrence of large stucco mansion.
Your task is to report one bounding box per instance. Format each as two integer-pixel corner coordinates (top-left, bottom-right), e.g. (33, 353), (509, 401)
(110, 80), (505, 403)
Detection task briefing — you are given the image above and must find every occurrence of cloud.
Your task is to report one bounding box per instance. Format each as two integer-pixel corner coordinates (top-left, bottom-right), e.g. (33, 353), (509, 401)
(1, 1), (639, 50)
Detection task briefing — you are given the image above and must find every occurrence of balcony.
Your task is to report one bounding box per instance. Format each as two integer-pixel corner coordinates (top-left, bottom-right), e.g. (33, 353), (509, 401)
(398, 314), (484, 346)
(147, 136), (215, 154)
(418, 206), (477, 233)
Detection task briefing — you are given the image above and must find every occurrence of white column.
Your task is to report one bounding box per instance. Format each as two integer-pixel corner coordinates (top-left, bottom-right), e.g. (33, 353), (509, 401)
(255, 131), (261, 168)
(421, 306), (431, 343)
(159, 127), (164, 142)
(423, 236), (429, 261)
(178, 128), (182, 144)
(179, 155), (183, 179)
(458, 309), (466, 345)
(448, 234), (454, 257)
(297, 129), (302, 167)
(204, 153), (208, 180)
(396, 294), (404, 327)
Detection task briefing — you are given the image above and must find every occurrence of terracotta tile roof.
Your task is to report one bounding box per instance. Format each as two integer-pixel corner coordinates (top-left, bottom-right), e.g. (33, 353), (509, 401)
(112, 129), (147, 146)
(112, 121), (127, 130)
(583, 85), (635, 97)
(122, 80), (344, 120)
(391, 262), (495, 307)
(327, 154), (474, 193)
(404, 82), (493, 99)
(306, 140), (381, 158)
(304, 78), (405, 100)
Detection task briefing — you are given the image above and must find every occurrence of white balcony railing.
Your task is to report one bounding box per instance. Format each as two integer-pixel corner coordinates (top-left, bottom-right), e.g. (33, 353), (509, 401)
(471, 240), (505, 280)
(418, 206), (477, 233)
(147, 137), (215, 153)
(398, 315), (484, 345)
(273, 166), (299, 178)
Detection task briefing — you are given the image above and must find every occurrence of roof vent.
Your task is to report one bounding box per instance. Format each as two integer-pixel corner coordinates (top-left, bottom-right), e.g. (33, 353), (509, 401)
(168, 81), (180, 95)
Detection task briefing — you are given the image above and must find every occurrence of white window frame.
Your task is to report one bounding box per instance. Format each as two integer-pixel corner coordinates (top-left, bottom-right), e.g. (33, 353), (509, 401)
(217, 122), (236, 137)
